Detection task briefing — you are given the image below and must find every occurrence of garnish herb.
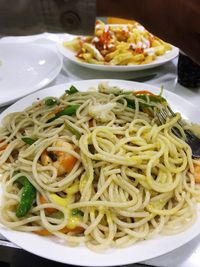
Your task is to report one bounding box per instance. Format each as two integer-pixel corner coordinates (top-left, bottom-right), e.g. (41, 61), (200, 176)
(22, 137), (37, 145)
(65, 85), (79, 95)
(45, 97), (59, 106)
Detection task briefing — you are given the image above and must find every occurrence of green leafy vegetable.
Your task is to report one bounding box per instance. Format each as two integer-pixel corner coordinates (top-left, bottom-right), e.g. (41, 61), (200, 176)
(47, 105), (80, 123)
(45, 97), (59, 106)
(71, 208), (84, 216)
(123, 94), (166, 110)
(22, 137), (37, 145)
(65, 121), (82, 139)
(65, 85), (79, 95)
(15, 176), (36, 218)
(159, 85), (164, 96)
(136, 94), (166, 104)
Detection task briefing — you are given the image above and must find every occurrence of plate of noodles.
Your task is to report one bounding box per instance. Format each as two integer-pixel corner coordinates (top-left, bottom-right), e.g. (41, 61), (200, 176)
(58, 20), (179, 71)
(0, 79), (200, 266)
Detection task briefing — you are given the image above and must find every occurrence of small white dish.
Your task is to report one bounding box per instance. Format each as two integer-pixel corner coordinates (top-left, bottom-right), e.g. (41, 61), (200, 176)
(0, 43), (62, 107)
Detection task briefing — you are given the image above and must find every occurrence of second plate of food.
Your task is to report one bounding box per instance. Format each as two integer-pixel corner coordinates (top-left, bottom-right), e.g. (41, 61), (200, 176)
(58, 21), (179, 72)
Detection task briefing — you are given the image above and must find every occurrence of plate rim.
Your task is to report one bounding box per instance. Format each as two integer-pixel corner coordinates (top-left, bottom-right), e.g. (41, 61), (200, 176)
(0, 42), (63, 107)
(0, 79), (200, 266)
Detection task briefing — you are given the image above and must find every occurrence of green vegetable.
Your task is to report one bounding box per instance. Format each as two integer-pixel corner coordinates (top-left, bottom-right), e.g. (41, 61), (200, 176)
(47, 105), (80, 123)
(124, 94), (166, 110)
(22, 137), (37, 145)
(15, 176), (36, 218)
(159, 85), (164, 96)
(65, 121), (82, 139)
(65, 85), (79, 95)
(125, 97), (137, 109)
(136, 94), (166, 104)
(119, 91), (132, 95)
(71, 208), (84, 216)
(45, 97), (59, 106)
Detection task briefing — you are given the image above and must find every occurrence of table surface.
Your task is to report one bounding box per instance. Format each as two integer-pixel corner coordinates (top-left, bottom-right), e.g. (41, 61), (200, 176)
(0, 32), (200, 267)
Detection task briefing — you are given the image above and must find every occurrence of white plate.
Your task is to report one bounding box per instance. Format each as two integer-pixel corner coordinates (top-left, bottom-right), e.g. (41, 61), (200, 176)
(0, 79), (200, 266)
(57, 35), (179, 72)
(0, 43), (62, 107)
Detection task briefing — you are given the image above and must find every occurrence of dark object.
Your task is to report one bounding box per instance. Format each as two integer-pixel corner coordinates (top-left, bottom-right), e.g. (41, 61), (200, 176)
(65, 85), (79, 94)
(60, 11), (81, 32)
(156, 105), (200, 158)
(47, 151), (58, 162)
(178, 53), (200, 88)
(21, 137), (36, 145)
(15, 176), (36, 217)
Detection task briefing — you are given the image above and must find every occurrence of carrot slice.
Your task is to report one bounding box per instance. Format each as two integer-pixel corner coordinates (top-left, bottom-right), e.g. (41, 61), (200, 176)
(47, 107), (62, 120)
(60, 226), (85, 234)
(194, 164), (200, 183)
(0, 144), (7, 151)
(34, 226), (85, 236)
(0, 140), (7, 152)
(133, 90), (156, 96)
(39, 195), (57, 214)
(34, 229), (52, 236)
(135, 48), (144, 54)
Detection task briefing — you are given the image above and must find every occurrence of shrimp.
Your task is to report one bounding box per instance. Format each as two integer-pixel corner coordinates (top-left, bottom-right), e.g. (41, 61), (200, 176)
(41, 140), (77, 176)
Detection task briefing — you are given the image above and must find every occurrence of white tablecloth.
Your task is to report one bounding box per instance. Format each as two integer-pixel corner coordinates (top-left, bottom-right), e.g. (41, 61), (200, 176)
(0, 33), (200, 267)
